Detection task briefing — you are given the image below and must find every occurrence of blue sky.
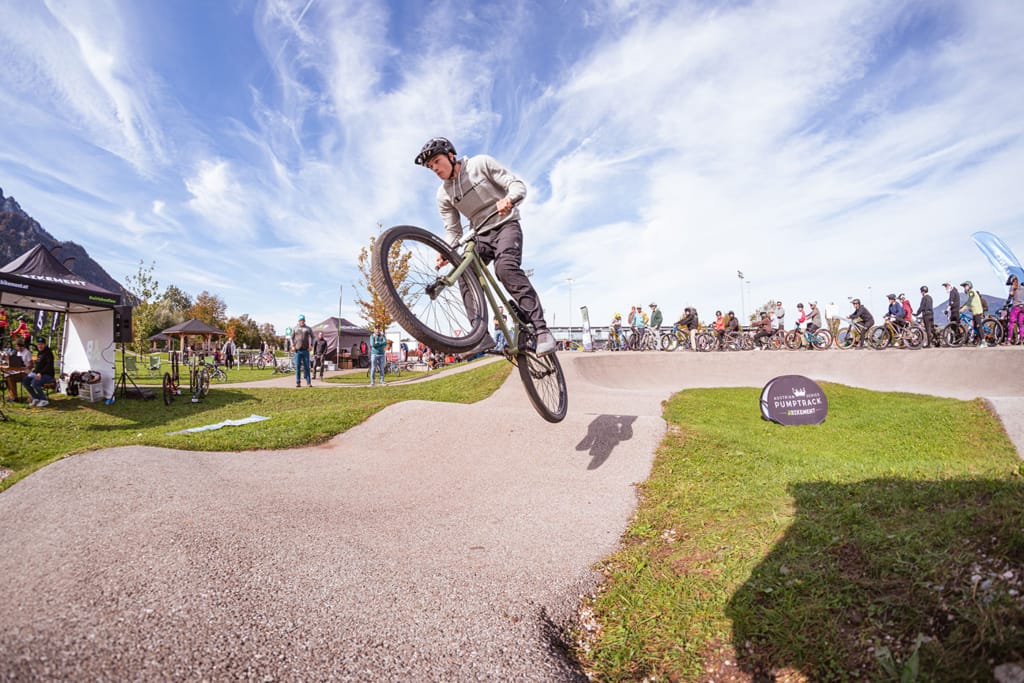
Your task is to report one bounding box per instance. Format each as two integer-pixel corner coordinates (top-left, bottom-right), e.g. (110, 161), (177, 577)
(1, 0), (1022, 335)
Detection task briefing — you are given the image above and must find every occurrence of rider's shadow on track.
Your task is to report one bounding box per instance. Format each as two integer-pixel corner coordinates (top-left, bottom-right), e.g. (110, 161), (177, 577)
(576, 414), (637, 469)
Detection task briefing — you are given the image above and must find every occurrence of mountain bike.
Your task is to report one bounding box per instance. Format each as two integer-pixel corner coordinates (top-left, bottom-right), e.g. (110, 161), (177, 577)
(941, 310), (1001, 347)
(369, 208), (568, 422)
(200, 359), (228, 382)
(784, 326), (834, 350)
(659, 326), (692, 351)
(606, 326), (629, 351)
(627, 325), (659, 351)
(866, 316), (925, 350)
(162, 355), (210, 406)
(836, 320), (869, 349)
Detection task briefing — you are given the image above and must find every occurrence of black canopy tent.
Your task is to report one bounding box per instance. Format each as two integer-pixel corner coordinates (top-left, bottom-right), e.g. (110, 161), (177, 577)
(0, 245), (122, 397)
(310, 316), (371, 362)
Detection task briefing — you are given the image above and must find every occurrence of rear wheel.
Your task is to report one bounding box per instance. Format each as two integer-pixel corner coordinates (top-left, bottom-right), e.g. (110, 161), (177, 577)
(903, 324), (925, 349)
(660, 333), (677, 351)
(942, 323), (965, 347)
(517, 347), (568, 423)
(162, 372), (174, 406)
(371, 225), (488, 354)
(199, 368), (211, 398)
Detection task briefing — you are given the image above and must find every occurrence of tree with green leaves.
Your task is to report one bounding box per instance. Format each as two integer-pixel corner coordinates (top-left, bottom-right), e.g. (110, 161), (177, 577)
(124, 260), (160, 355)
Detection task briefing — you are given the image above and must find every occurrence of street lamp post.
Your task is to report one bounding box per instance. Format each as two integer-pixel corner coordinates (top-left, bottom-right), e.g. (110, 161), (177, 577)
(737, 270), (745, 322)
(567, 277), (574, 345)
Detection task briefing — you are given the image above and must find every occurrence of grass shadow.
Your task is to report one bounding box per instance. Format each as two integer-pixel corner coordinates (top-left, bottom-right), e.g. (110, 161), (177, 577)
(726, 477), (1024, 680)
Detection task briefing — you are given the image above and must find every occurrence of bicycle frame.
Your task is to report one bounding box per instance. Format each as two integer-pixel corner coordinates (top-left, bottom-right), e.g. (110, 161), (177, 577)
(439, 236), (529, 359)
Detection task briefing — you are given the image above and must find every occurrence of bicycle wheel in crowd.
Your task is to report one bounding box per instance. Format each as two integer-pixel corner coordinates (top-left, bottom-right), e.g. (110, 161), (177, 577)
(256, 357), (266, 370)
(660, 333), (677, 351)
(197, 368), (211, 399)
(783, 330), (800, 350)
(695, 331), (715, 352)
(903, 325), (925, 349)
(836, 327), (856, 349)
(941, 323), (965, 348)
(517, 348), (568, 423)
(811, 329), (833, 350)
(864, 325), (888, 350)
(982, 318), (1003, 345)
(371, 225), (488, 354)
(162, 372), (174, 406)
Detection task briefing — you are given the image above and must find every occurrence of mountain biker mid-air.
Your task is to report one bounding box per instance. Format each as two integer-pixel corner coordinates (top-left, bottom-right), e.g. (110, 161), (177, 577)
(414, 137), (556, 356)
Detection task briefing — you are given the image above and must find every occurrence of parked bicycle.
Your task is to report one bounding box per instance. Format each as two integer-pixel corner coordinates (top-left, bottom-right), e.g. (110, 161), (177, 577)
(200, 359), (228, 382)
(162, 355), (210, 406)
(941, 310), (1001, 347)
(370, 206), (568, 422)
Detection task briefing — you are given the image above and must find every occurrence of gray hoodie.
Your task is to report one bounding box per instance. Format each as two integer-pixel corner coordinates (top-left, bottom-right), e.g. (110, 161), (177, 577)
(436, 155), (527, 244)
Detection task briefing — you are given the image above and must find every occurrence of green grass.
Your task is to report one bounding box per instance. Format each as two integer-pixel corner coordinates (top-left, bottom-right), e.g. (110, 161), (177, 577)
(577, 383), (1024, 681)
(0, 360), (511, 492)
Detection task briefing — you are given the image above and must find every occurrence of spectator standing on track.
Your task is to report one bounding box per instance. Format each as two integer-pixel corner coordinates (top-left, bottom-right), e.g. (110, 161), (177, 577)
(369, 326), (388, 386)
(962, 281), (986, 347)
(943, 282), (960, 328)
(916, 286), (936, 347)
(291, 314), (314, 387)
(1007, 275), (1023, 345)
(649, 303), (663, 331)
(774, 302), (785, 332)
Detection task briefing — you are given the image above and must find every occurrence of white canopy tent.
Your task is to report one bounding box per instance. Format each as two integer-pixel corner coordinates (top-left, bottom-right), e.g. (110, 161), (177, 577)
(0, 245), (122, 398)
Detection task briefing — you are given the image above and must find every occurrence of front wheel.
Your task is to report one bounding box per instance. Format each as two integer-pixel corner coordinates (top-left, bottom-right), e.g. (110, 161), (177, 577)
(941, 323), (965, 348)
(811, 329), (833, 350)
(866, 325), (890, 350)
(162, 372), (174, 406)
(517, 349), (568, 423)
(371, 225), (488, 354)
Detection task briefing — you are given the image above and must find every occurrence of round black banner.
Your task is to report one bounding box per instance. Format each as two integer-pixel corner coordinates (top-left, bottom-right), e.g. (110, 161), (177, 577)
(760, 375), (828, 425)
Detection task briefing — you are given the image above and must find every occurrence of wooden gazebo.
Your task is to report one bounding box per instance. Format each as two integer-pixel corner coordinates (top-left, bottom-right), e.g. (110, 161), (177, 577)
(160, 318), (227, 362)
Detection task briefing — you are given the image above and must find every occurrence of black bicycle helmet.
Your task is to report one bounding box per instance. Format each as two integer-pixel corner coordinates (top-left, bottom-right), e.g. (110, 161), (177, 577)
(1007, 274), (1019, 285)
(414, 137), (456, 166)
(920, 285), (928, 293)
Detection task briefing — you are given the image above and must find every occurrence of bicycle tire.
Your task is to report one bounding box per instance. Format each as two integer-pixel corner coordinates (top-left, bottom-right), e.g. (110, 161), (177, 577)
(256, 357), (266, 370)
(660, 333), (676, 351)
(941, 323), (965, 348)
(866, 325), (890, 350)
(783, 329), (800, 350)
(162, 372), (174, 406)
(517, 349), (568, 423)
(903, 324), (924, 350)
(982, 317), (1003, 345)
(811, 329), (833, 350)
(371, 225), (488, 354)
(836, 327), (857, 349)
(197, 368), (210, 399)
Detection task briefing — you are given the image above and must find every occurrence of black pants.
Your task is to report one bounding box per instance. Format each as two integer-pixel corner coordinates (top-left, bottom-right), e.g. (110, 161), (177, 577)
(922, 314), (936, 346)
(475, 221), (547, 333)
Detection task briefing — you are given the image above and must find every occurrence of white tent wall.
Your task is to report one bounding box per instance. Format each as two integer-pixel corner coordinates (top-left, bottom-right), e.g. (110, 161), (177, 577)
(62, 309), (116, 398)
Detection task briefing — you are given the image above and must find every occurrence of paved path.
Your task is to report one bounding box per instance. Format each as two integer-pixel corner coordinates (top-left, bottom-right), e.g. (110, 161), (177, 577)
(1, 349), (1022, 681)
